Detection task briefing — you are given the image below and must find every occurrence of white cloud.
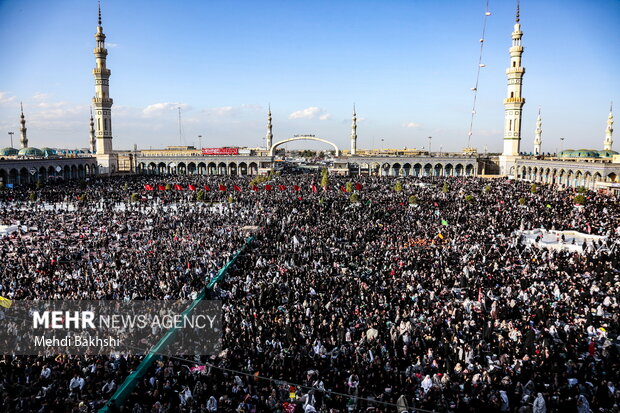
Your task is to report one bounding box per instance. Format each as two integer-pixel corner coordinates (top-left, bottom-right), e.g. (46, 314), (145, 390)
(202, 104), (262, 119)
(106, 43), (119, 48)
(32, 92), (49, 101)
(143, 102), (188, 117)
(289, 106), (331, 121)
(403, 122), (421, 128)
(0, 92), (17, 106)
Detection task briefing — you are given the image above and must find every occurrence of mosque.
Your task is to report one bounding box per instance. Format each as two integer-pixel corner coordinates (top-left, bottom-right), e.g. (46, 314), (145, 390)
(1, 1), (619, 192)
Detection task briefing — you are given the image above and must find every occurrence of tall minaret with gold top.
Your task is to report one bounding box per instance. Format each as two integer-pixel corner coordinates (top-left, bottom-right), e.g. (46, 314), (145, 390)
(604, 103), (613, 151)
(502, 1), (525, 156)
(92, 1), (117, 172)
(19, 103), (28, 149)
(351, 105), (357, 155)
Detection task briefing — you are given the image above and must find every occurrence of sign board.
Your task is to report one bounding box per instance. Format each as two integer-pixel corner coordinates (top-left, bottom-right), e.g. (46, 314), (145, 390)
(56, 166), (62, 173)
(201, 148), (239, 155)
(29, 168), (37, 175)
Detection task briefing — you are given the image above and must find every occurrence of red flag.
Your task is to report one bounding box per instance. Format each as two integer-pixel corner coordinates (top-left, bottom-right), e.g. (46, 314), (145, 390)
(174, 184), (183, 191)
(297, 196), (303, 201)
(355, 183), (362, 191)
(158, 185), (166, 191)
(340, 185), (347, 193)
(278, 185), (286, 191)
(311, 185), (318, 193)
(203, 185), (211, 191)
(188, 184), (196, 191)
(251, 185), (259, 191)
(234, 185), (242, 192)
(265, 184), (273, 191)
(293, 185), (301, 191)
(219, 185), (226, 191)
(144, 184), (154, 191)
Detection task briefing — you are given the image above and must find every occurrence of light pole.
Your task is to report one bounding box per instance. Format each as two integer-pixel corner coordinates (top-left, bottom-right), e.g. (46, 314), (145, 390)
(198, 135), (202, 149)
(381, 138), (384, 151)
(428, 136), (432, 156)
(560, 137), (564, 154)
(8, 132), (14, 147)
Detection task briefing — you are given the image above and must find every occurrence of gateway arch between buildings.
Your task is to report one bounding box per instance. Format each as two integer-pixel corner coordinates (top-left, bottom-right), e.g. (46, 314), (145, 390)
(269, 136), (340, 157)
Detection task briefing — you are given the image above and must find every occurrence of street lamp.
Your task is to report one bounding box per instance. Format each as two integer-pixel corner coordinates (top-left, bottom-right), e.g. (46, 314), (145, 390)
(381, 138), (384, 151)
(428, 136), (432, 156)
(8, 132), (14, 147)
(198, 135), (202, 149)
(560, 137), (564, 154)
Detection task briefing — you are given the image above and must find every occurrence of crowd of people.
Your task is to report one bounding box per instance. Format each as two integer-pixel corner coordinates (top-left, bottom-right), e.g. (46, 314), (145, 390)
(0, 173), (618, 412)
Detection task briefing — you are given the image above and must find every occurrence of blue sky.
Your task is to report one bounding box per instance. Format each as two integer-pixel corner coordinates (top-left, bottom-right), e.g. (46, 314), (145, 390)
(0, 0), (618, 153)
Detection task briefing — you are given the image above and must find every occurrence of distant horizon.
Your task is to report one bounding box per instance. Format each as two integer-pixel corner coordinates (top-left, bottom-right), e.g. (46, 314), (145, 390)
(0, 0), (618, 153)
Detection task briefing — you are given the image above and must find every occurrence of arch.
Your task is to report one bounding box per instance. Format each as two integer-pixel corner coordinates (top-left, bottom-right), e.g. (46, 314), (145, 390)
(20, 167), (29, 185)
(349, 162), (361, 176)
(392, 163), (402, 177)
(9, 168), (18, 185)
(269, 136), (340, 156)
(0, 169), (6, 186)
(608, 172), (618, 183)
(465, 164), (475, 176)
(177, 162), (187, 174)
(228, 162), (237, 176)
(197, 162), (206, 175)
(444, 163), (453, 176)
(38, 166), (47, 183)
(402, 163), (412, 176)
(423, 163), (432, 177)
(413, 163), (422, 177)
(78, 164), (85, 178)
(187, 162), (197, 175)
(433, 163), (442, 177)
(47, 166), (55, 179)
(70, 165), (77, 179)
(217, 162), (227, 175)
(207, 162), (217, 175)
(454, 164), (464, 177)
(248, 162), (258, 176)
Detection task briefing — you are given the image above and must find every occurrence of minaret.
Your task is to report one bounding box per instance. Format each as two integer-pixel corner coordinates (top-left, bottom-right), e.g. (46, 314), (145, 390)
(19, 102), (28, 149)
(604, 102), (613, 151)
(502, 1), (525, 157)
(92, 1), (113, 155)
(89, 107), (96, 153)
(533, 108), (542, 155)
(350, 104), (357, 156)
(266, 105), (273, 150)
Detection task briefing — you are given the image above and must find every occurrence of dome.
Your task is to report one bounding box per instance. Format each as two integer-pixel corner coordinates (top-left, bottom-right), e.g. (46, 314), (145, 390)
(572, 149), (599, 158)
(598, 149), (618, 158)
(17, 147), (44, 157)
(0, 147), (18, 156)
(40, 147), (57, 156)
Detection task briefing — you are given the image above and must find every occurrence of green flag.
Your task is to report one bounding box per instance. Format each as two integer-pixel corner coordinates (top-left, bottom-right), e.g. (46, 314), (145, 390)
(441, 219), (448, 226)
(546, 204), (552, 208)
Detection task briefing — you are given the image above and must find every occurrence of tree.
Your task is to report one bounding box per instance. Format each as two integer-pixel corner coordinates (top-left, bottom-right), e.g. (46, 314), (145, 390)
(394, 181), (403, 192)
(350, 193), (359, 203)
(345, 181), (354, 193)
(196, 190), (206, 202)
(442, 182), (449, 193)
(464, 194), (474, 202)
(408, 195), (418, 205)
(28, 192), (37, 202)
(519, 197), (526, 206)
(576, 186), (587, 194)
(530, 183), (538, 194)
(574, 194), (586, 205)
(321, 168), (329, 189)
